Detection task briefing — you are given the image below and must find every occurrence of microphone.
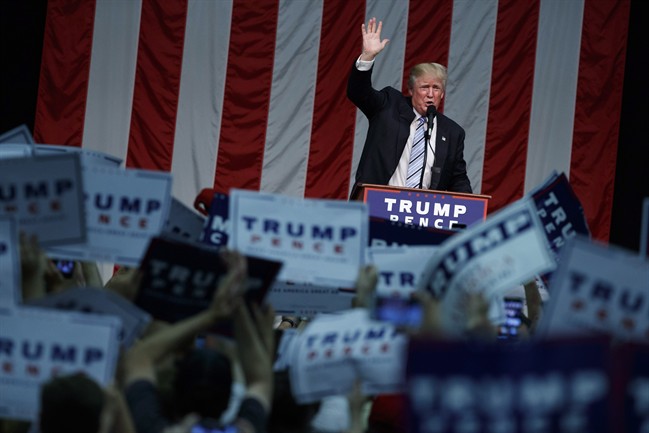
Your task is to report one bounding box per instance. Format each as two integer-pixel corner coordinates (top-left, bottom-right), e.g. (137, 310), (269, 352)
(419, 105), (437, 189)
(419, 105), (437, 188)
(425, 105), (437, 142)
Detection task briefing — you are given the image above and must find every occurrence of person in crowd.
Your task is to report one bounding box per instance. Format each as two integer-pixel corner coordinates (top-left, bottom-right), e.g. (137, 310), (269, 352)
(38, 373), (135, 433)
(522, 278), (543, 333)
(348, 17), (472, 194)
(104, 267), (142, 301)
(19, 231), (104, 301)
(121, 251), (275, 433)
(268, 370), (321, 433)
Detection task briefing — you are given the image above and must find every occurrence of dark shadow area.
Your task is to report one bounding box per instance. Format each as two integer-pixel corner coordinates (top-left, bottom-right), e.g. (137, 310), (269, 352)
(0, 0), (47, 134)
(610, 0), (649, 253)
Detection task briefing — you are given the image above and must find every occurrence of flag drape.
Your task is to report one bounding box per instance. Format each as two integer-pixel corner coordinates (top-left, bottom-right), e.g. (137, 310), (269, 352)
(34, 0), (630, 242)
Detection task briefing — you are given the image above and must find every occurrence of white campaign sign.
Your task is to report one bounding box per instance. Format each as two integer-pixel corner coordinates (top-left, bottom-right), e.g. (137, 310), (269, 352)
(289, 309), (407, 403)
(0, 154), (86, 246)
(229, 190), (368, 286)
(47, 165), (172, 266)
(266, 281), (355, 317)
(417, 198), (555, 334)
(0, 125), (34, 145)
(162, 197), (206, 243)
(0, 144), (33, 160)
(369, 245), (439, 298)
(29, 287), (151, 349)
(0, 307), (121, 421)
(0, 215), (20, 308)
(536, 236), (649, 343)
(273, 328), (299, 372)
(418, 199), (554, 299)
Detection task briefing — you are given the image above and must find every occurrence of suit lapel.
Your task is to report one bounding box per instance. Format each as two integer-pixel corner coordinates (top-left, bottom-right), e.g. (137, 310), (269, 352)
(431, 115), (449, 189)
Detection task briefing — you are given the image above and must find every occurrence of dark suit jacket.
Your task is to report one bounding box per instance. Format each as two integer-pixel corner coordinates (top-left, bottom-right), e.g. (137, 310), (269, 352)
(347, 63), (472, 194)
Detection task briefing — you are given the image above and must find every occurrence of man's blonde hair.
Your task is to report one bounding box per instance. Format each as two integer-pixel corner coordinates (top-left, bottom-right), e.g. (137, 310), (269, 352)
(408, 63), (447, 92)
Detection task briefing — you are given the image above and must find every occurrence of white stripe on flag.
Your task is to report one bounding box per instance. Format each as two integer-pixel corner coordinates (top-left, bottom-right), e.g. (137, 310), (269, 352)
(171, 0), (232, 208)
(445, 0), (498, 195)
(261, 0), (323, 197)
(525, 0), (584, 193)
(82, 0), (141, 162)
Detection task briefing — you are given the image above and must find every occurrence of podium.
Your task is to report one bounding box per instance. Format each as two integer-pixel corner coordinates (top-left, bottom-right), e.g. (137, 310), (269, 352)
(351, 183), (491, 230)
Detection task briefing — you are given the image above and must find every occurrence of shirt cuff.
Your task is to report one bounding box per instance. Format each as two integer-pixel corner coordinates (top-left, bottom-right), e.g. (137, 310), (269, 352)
(355, 54), (374, 71)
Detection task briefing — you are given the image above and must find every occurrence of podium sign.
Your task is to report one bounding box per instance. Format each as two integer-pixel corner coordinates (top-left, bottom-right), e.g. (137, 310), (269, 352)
(356, 184), (489, 230)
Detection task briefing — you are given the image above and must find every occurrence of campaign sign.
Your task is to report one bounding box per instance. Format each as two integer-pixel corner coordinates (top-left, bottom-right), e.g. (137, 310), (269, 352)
(34, 143), (123, 167)
(530, 172), (590, 259)
(535, 236), (649, 343)
(0, 215), (20, 308)
(0, 307), (121, 421)
(201, 192), (230, 248)
(363, 186), (487, 229)
(616, 344), (649, 433)
(274, 328), (299, 371)
(369, 245), (439, 298)
(229, 189), (368, 286)
(136, 236), (282, 323)
(406, 338), (613, 433)
(369, 217), (454, 247)
(289, 309), (407, 404)
(0, 124), (34, 144)
(266, 281), (355, 317)
(641, 197), (648, 259)
(28, 287), (151, 349)
(417, 199), (555, 334)
(162, 197), (206, 243)
(418, 198), (555, 300)
(0, 144), (33, 160)
(0, 154), (86, 246)
(47, 165), (172, 266)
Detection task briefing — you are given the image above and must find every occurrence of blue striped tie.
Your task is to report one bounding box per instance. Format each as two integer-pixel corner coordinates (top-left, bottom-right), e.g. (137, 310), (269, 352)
(406, 117), (426, 188)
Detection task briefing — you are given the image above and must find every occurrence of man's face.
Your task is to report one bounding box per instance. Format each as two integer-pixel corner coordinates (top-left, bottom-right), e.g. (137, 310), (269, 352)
(409, 73), (445, 117)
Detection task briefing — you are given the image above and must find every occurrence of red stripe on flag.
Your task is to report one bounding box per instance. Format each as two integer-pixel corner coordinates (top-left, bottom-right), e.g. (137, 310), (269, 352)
(570, 0), (630, 242)
(482, 0), (540, 213)
(34, 0), (96, 146)
(213, 0), (279, 194)
(125, 0), (188, 171)
(304, 0), (365, 199)
(403, 0), (453, 101)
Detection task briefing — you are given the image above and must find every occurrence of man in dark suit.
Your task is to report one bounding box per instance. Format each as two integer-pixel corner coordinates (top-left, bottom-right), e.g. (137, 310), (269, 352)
(348, 18), (472, 195)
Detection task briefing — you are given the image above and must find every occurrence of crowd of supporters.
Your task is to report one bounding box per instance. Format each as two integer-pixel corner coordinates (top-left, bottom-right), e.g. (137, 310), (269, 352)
(0, 228), (554, 433)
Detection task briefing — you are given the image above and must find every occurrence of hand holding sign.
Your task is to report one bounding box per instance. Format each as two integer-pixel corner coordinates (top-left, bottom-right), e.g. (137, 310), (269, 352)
(19, 231), (48, 302)
(105, 267), (142, 302)
(122, 251), (259, 388)
(410, 290), (442, 337)
(233, 301), (276, 411)
(207, 250), (248, 321)
(351, 265), (378, 309)
(136, 237), (281, 324)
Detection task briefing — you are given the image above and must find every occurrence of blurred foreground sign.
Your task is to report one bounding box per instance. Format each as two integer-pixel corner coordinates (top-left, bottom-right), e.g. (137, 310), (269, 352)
(0, 307), (121, 421)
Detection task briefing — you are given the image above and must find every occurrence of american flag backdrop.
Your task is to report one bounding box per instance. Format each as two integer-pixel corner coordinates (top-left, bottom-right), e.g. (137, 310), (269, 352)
(33, 0), (630, 242)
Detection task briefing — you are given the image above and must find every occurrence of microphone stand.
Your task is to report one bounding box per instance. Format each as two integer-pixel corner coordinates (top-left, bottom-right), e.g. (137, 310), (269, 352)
(419, 134), (429, 189)
(419, 105), (436, 188)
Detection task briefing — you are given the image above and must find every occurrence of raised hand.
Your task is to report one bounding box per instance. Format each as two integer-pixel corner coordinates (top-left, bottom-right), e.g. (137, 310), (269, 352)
(19, 231), (48, 301)
(351, 265), (378, 309)
(361, 17), (390, 61)
(208, 250), (247, 320)
(233, 302), (276, 412)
